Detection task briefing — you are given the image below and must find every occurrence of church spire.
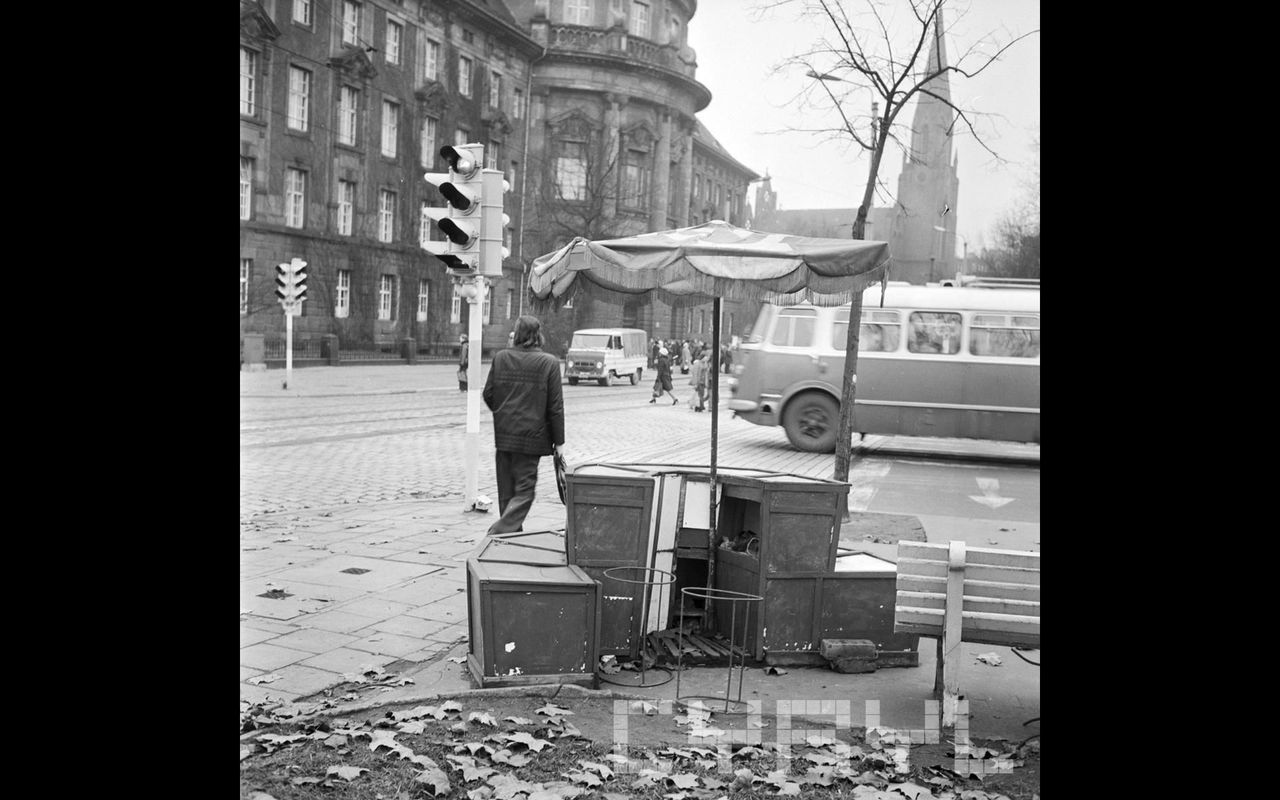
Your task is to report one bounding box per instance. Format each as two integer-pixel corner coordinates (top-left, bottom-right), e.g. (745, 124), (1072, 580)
(922, 5), (951, 104)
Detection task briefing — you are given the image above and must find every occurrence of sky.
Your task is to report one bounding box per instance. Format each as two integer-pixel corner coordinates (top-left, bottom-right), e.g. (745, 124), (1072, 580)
(687, 0), (1040, 255)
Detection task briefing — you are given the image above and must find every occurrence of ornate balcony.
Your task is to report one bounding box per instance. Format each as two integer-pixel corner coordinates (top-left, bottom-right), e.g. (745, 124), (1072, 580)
(543, 24), (697, 80)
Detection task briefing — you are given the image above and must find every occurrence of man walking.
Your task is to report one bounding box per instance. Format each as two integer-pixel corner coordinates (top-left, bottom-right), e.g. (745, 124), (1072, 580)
(483, 315), (565, 534)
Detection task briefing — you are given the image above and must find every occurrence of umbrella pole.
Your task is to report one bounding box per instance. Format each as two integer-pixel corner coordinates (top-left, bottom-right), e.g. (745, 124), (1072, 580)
(706, 298), (720, 629)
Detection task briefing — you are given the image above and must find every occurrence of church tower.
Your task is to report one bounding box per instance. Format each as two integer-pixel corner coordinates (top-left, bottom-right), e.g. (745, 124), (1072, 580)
(887, 8), (961, 283)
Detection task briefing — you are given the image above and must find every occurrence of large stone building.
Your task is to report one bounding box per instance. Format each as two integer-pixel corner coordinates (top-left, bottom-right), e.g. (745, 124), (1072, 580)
(241, 0), (759, 358)
(750, 11), (959, 285)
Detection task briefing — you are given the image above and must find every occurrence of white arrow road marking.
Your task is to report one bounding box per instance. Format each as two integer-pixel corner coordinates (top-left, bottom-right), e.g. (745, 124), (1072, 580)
(847, 462), (892, 512)
(969, 477), (1014, 509)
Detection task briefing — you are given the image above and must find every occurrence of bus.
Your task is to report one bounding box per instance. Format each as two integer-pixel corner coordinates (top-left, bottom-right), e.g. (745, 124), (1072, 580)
(727, 278), (1040, 451)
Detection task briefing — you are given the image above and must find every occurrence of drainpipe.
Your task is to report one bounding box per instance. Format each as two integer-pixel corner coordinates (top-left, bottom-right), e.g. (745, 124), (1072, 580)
(517, 45), (549, 317)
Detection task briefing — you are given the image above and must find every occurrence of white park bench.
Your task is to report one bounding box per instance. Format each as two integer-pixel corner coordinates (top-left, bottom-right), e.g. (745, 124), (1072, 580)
(893, 540), (1040, 726)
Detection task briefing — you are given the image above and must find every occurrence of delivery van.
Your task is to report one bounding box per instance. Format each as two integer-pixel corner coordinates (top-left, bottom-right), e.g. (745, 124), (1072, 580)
(565, 328), (648, 386)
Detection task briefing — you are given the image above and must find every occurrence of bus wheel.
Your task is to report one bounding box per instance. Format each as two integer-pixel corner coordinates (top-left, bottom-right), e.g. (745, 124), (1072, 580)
(568, 377), (579, 386)
(783, 393), (840, 453)
(629, 369), (639, 385)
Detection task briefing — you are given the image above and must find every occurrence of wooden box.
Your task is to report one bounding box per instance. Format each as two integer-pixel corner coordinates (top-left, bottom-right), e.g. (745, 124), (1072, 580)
(466, 549), (600, 688)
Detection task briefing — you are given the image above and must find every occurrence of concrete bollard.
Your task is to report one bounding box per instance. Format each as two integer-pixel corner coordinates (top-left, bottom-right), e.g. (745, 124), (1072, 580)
(241, 333), (266, 372)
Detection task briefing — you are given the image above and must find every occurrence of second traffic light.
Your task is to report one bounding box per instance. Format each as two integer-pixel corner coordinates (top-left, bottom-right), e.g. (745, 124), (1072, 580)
(423, 143), (484, 276)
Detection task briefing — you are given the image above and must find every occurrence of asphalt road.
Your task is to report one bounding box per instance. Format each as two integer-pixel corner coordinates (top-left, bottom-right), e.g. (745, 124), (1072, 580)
(240, 365), (1039, 544)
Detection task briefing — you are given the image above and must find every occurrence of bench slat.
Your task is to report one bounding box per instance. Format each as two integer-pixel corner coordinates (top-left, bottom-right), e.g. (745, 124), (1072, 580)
(896, 590), (1040, 617)
(898, 541), (1040, 571)
(896, 575), (1041, 603)
(894, 606), (1040, 645)
(894, 621), (1041, 649)
(896, 557), (1040, 587)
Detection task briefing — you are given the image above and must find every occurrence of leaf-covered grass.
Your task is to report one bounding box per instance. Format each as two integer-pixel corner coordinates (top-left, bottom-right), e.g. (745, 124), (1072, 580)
(240, 695), (1039, 799)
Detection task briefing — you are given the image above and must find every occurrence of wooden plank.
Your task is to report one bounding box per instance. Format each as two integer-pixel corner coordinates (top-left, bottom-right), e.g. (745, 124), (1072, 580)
(897, 542), (1039, 571)
(896, 575), (1041, 603)
(894, 606), (1040, 641)
(895, 558), (1039, 586)
(896, 591), (1040, 617)
(894, 622), (1039, 649)
(690, 634), (729, 657)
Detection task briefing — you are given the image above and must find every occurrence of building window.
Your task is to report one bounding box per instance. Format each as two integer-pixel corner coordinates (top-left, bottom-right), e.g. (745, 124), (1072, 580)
(512, 87), (524, 119)
(337, 179), (355, 236)
(421, 116), (438, 167)
(239, 48), (257, 115)
(240, 259), (252, 315)
(482, 293), (492, 324)
(455, 128), (470, 147)
(611, 0), (627, 23)
(386, 20), (402, 65)
(462, 28), (475, 45)
(285, 168), (306, 228)
(487, 140), (500, 170)
(420, 201), (434, 247)
(335, 269), (351, 318)
(565, 0), (591, 26)
(535, 0), (550, 16)
(381, 100), (398, 157)
(506, 289), (514, 319)
(240, 157), (253, 220)
(459, 56), (472, 97)
(623, 150), (650, 209)
(450, 295), (461, 323)
(378, 189), (396, 242)
(287, 66), (311, 131)
(425, 38), (440, 81)
(630, 1), (650, 38)
(556, 141), (586, 201)
(292, 0), (311, 25)
(489, 71), (502, 109)
(378, 275), (395, 320)
(417, 279), (430, 322)
(342, 1), (361, 46)
(338, 86), (358, 145)
(669, 14), (680, 43)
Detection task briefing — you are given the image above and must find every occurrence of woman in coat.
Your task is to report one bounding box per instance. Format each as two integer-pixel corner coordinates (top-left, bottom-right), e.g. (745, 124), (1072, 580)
(649, 347), (679, 405)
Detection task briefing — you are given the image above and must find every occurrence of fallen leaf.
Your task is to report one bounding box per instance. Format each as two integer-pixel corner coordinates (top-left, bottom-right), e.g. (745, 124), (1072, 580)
(536, 703), (574, 718)
(668, 773), (700, 789)
(449, 656), (468, 664)
(397, 720), (427, 735)
(565, 770), (602, 787)
(239, 746), (254, 761)
(892, 782), (935, 799)
(688, 727), (726, 738)
(326, 765), (368, 782)
(579, 760), (614, 780)
(289, 776), (324, 786)
(506, 731), (554, 752)
(630, 700), (659, 715)
(975, 653), (1003, 666)
(765, 666), (788, 675)
(248, 673), (282, 685)
(504, 716), (534, 725)
(469, 711), (498, 726)
(415, 767), (452, 797)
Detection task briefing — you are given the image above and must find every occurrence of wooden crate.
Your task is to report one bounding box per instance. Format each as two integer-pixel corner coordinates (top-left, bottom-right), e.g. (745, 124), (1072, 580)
(466, 557), (600, 689)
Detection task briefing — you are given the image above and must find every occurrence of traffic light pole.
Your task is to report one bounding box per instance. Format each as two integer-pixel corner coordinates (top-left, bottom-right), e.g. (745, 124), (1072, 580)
(461, 275), (488, 511)
(283, 304), (294, 390)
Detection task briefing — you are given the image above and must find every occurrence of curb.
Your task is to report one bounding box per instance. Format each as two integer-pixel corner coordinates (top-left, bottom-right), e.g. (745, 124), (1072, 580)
(240, 683), (669, 743)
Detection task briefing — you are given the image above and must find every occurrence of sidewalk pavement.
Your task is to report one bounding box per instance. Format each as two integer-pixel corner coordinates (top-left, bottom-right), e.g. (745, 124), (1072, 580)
(240, 365), (1039, 741)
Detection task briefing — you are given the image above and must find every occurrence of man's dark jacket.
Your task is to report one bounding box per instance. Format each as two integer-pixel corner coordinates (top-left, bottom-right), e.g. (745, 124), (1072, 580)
(482, 344), (565, 455)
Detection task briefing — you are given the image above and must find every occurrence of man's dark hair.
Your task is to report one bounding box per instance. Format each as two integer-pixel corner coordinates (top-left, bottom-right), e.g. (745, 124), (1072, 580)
(512, 315), (544, 348)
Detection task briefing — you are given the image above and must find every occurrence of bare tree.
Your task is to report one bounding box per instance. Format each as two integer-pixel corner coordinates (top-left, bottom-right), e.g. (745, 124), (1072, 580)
(767, 0), (1038, 486)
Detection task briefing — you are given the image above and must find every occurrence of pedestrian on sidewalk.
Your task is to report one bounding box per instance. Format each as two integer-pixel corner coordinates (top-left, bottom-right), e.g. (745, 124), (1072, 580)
(649, 347), (679, 405)
(483, 315), (565, 534)
(457, 334), (469, 392)
(689, 350), (709, 412)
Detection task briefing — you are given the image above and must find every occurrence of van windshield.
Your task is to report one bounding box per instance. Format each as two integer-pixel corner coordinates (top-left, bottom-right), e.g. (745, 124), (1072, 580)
(571, 334), (610, 349)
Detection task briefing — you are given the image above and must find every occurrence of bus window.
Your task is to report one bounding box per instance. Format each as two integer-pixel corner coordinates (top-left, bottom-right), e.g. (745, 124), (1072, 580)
(834, 308), (901, 351)
(746, 305), (774, 344)
(907, 311), (962, 355)
(768, 308), (817, 347)
(970, 313), (1040, 358)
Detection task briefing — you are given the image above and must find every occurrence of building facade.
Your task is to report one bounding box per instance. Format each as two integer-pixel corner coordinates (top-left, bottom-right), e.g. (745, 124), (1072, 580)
(241, 0), (760, 356)
(240, 0), (540, 354)
(510, 0), (760, 352)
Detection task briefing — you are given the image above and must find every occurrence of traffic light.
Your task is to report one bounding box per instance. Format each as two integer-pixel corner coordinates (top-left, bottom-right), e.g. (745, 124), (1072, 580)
(274, 257), (308, 307)
(479, 169), (511, 277)
(423, 143), (485, 276)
